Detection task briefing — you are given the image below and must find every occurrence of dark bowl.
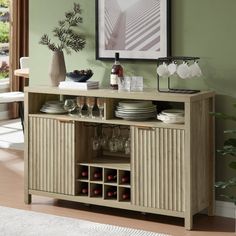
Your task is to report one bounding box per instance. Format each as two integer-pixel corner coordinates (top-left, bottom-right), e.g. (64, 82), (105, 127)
(66, 72), (94, 82)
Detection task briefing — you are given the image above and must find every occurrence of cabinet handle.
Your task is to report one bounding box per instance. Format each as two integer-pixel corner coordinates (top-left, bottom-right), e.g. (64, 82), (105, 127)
(135, 126), (155, 131)
(58, 119), (74, 124)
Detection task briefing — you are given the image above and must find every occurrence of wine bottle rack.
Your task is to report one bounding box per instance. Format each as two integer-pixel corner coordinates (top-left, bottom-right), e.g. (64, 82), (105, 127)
(76, 163), (131, 202)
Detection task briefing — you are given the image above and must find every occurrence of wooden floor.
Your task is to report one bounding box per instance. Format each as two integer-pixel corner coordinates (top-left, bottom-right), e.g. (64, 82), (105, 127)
(0, 148), (234, 236)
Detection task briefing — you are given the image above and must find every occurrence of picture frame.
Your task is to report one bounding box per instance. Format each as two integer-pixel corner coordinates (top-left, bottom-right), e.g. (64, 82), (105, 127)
(95, 0), (171, 60)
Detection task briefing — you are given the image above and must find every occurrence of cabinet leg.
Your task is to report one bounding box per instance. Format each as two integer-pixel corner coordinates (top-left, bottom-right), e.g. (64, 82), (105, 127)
(208, 202), (215, 216)
(184, 216), (193, 230)
(24, 193), (32, 204)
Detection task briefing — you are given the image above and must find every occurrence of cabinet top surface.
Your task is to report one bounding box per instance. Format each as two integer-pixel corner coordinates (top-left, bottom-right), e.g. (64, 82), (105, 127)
(25, 86), (215, 102)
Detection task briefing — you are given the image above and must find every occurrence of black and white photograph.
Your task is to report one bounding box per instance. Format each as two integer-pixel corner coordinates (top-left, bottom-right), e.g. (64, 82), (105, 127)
(96, 0), (170, 60)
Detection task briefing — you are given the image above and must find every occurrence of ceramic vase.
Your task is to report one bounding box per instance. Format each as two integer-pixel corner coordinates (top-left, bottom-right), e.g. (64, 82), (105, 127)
(49, 50), (66, 87)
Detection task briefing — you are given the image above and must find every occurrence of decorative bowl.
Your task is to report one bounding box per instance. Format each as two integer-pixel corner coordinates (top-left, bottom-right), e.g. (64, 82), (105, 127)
(66, 69), (93, 82)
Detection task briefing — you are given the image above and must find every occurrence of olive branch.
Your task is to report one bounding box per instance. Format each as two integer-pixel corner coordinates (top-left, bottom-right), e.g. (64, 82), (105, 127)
(39, 3), (86, 54)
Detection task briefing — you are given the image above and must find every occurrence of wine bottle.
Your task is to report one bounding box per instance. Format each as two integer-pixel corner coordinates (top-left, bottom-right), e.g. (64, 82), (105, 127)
(122, 191), (130, 200)
(110, 52), (123, 90)
(121, 175), (130, 184)
(81, 187), (88, 194)
(107, 173), (117, 181)
(107, 189), (117, 198)
(93, 171), (102, 180)
(93, 188), (102, 196)
(81, 170), (88, 178)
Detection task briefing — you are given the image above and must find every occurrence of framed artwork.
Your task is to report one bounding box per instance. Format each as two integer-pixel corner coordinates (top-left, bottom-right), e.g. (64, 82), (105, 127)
(96, 0), (171, 60)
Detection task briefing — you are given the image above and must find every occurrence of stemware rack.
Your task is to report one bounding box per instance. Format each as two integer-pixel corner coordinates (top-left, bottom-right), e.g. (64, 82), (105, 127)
(157, 56), (200, 94)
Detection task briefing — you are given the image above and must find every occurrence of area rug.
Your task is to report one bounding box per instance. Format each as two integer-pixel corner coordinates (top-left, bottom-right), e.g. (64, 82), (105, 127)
(0, 119), (24, 150)
(0, 206), (170, 236)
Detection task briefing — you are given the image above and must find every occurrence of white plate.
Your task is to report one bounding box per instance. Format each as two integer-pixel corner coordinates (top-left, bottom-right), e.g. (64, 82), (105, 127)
(116, 111), (156, 119)
(116, 110), (156, 116)
(161, 109), (184, 117)
(116, 109), (156, 114)
(119, 100), (152, 108)
(157, 114), (184, 124)
(45, 100), (64, 105)
(41, 105), (64, 110)
(115, 113), (155, 121)
(40, 108), (67, 114)
(116, 105), (156, 112)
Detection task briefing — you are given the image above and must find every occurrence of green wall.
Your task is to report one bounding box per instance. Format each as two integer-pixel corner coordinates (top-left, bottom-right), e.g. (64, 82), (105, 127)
(29, 0), (236, 200)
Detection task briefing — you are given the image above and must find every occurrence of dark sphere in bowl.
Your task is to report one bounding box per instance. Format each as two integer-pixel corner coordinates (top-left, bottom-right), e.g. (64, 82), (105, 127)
(66, 69), (93, 82)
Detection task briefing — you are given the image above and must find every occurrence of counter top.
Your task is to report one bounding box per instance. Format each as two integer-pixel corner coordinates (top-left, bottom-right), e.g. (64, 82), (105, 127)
(24, 86), (215, 102)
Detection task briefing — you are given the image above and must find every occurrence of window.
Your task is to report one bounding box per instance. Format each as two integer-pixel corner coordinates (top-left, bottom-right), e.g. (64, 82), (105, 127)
(0, 0), (10, 80)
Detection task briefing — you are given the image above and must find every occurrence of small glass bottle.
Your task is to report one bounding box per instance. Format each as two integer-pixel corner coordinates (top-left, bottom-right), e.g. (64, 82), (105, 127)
(110, 52), (123, 90)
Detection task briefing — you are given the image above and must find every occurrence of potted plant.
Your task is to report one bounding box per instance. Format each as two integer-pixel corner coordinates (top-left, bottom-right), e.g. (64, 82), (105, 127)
(214, 105), (236, 203)
(39, 2), (86, 86)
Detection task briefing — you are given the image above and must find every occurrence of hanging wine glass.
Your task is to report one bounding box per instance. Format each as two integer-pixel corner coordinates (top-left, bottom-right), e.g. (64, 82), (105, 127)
(124, 131), (131, 155)
(99, 126), (108, 150)
(109, 126), (118, 152)
(64, 99), (77, 116)
(92, 126), (101, 151)
(116, 126), (125, 152)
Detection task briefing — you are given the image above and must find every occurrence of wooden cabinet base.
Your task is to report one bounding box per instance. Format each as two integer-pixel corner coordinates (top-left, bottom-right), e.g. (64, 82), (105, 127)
(24, 87), (215, 230)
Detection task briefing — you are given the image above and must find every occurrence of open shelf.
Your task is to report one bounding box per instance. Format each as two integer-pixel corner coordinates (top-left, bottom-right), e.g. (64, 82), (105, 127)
(28, 113), (186, 129)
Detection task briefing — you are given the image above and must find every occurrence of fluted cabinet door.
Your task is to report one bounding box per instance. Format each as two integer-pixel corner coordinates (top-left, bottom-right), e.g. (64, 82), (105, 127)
(28, 117), (76, 195)
(131, 126), (185, 212)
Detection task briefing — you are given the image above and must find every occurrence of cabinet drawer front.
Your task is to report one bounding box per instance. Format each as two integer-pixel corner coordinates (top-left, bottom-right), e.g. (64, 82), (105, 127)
(131, 127), (185, 212)
(28, 117), (75, 195)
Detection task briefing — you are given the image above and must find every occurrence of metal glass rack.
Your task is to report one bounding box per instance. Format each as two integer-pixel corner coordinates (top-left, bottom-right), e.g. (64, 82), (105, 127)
(157, 56), (200, 94)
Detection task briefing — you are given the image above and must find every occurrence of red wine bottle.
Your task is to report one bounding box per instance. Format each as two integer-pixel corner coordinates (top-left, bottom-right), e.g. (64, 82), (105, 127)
(110, 52), (123, 90)
(81, 170), (88, 178)
(121, 175), (130, 184)
(93, 188), (102, 196)
(81, 187), (88, 194)
(107, 189), (117, 198)
(122, 192), (130, 200)
(107, 174), (117, 181)
(93, 171), (102, 180)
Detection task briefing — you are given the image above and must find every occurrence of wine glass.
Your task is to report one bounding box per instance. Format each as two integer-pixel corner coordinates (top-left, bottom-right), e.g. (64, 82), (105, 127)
(97, 98), (105, 120)
(99, 127), (108, 150)
(64, 99), (77, 116)
(109, 127), (118, 152)
(116, 126), (125, 152)
(81, 97), (89, 117)
(76, 96), (84, 117)
(86, 97), (95, 118)
(92, 126), (101, 151)
(124, 132), (131, 155)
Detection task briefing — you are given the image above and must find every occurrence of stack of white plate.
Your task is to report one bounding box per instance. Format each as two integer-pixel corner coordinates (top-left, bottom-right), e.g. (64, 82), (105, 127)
(40, 100), (67, 114)
(115, 100), (156, 121)
(157, 109), (185, 124)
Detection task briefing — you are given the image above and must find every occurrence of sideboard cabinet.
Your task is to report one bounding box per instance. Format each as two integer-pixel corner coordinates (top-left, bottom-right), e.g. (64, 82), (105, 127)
(24, 86), (215, 230)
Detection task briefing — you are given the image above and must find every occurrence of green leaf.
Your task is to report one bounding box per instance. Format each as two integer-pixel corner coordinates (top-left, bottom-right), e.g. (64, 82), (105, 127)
(211, 112), (236, 122)
(229, 162), (236, 170)
(215, 181), (228, 188)
(224, 138), (236, 147)
(215, 178), (236, 189)
(224, 130), (236, 134)
(217, 147), (236, 156)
